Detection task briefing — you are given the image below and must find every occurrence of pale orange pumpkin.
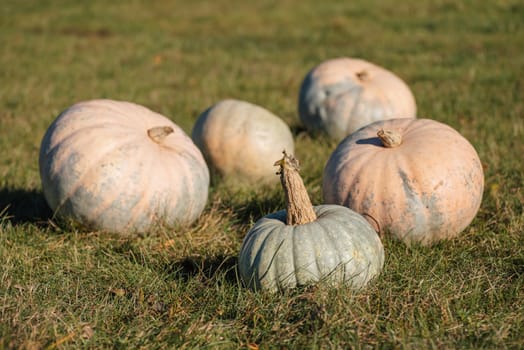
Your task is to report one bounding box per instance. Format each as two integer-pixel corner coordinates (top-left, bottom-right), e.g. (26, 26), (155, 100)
(298, 57), (417, 140)
(322, 118), (484, 245)
(39, 99), (209, 233)
(191, 99), (294, 183)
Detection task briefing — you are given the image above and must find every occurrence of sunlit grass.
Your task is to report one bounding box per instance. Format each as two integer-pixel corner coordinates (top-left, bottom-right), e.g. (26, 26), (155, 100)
(1, 0), (523, 348)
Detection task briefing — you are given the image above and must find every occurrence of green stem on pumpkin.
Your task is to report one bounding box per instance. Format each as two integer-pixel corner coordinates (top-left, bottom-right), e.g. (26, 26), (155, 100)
(356, 70), (369, 81)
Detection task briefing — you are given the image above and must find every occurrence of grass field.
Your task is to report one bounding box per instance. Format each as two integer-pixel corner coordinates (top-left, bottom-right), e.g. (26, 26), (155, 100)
(1, 0), (523, 348)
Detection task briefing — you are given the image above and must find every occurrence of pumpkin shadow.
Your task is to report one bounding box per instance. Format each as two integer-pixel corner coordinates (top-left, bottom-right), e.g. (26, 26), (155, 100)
(0, 188), (52, 226)
(289, 123), (308, 137)
(210, 182), (284, 225)
(289, 123), (334, 144)
(356, 136), (383, 147)
(166, 255), (240, 286)
(230, 195), (285, 225)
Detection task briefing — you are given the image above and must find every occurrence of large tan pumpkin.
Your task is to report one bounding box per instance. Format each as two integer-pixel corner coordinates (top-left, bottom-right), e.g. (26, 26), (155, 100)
(298, 57), (416, 140)
(322, 118), (484, 245)
(39, 99), (209, 233)
(191, 99), (294, 183)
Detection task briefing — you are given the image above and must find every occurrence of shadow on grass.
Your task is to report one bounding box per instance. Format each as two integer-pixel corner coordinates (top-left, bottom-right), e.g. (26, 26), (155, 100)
(167, 255), (240, 286)
(0, 188), (52, 225)
(207, 181), (284, 225)
(288, 122), (338, 146)
(230, 195), (284, 225)
(289, 123), (308, 137)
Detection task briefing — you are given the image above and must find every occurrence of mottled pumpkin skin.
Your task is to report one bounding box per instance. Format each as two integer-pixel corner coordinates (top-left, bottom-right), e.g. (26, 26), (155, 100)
(298, 57), (417, 140)
(239, 205), (384, 292)
(39, 99), (209, 234)
(323, 118), (484, 245)
(191, 99), (294, 183)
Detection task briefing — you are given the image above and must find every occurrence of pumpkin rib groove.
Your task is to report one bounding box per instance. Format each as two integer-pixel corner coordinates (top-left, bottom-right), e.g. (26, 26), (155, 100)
(267, 231), (288, 291)
(164, 150), (199, 221)
(176, 158), (195, 221)
(332, 211), (375, 286)
(231, 104), (249, 176)
(405, 119), (455, 144)
(307, 221), (324, 282)
(290, 225), (301, 288)
(295, 227), (320, 285)
(120, 145), (159, 230)
(251, 225), (281, 289)
(331, 219), (362, 280)
(44, 124), (136, 155)
(158, 149), (187, 222)
(66, 139), (154, 230)
(97, 101), (138, 122)
(342, 85), (364, 135)
(50, 140), (136, 214)
(380, 150), (412, 235)
(375, 143), (407, 233)
(312, 218), (338, 279)
(403, 118), (426, 137)
(175, 141), (209, 221)
(51, 136), (143, 217)
(274, 227), (294, 290)
(53, 128), (138, 176)
(318, 215), (351, 276)
(407, 148), (442, 220)
(168, 156), (192, 221)
(80, 181), (135, 230)
(326, 152), (367, 205)
(316, 216), (351, 279)
(47, 128), (134, 177)
(87, 100), (153, 128)
(210, 106), (228, 164)
(349, 149), (384, 210)
(245, 219), (275, 260)
(394, 129), (460, 241)
(57, 103), (137, 128)
(337, 216), (378, 285)
(338, 151), (368, 177)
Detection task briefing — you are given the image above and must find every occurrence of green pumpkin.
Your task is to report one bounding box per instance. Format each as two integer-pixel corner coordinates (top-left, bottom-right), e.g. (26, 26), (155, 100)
(238, 152), (384, 292)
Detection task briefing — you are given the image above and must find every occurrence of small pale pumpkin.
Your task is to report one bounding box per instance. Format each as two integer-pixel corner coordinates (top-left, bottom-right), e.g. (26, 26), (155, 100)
(238, 151), (384, 292)
(191, 99), (295, 183)
(39, 99), (209, 233)
(322, 118), (484, 245)
(298, 57), (416, 140)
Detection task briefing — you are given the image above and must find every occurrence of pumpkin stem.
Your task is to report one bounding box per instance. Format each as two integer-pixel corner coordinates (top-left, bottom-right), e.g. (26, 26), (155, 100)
(356, 70), (369, 81)
(274, 150), (317, 226)
(377, 129), (402, 148)
(148, 126), (174, 144)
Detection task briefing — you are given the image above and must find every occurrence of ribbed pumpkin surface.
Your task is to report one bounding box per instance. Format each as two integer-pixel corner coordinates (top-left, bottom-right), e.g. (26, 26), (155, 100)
(39, 99), (209, 233)
(239, 205), (384, 292)
(298, 57), (416, 140)
(323, 118), (484, 245)
(192, 99), (294, 183)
